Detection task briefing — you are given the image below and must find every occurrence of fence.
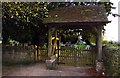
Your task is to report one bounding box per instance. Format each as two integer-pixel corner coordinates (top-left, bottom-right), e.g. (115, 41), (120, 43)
(2, 45), (97, 67)
(39, 48), (48, 62)
(58, 47), (96, 67)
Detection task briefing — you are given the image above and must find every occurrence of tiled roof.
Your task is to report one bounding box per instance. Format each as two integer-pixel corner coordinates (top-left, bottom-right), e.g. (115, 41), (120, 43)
(44, 5), (109, 24)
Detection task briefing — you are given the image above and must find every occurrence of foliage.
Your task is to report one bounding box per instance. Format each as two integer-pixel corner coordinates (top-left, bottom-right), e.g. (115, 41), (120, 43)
(103, 45), (120, 76)
(103, 40), (109, 46)
(81, 29), (96, 44)
(60, 29), (81, 43)
(75, 42), (87, 49)
(98, 2), (114, 16)
(2, 2), (114, 46)
(8, 38), (19, 46)
(2, 2), (48, 46)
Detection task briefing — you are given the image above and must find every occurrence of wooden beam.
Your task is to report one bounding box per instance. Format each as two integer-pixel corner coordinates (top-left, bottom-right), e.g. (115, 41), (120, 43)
(48, 27), (52, 57)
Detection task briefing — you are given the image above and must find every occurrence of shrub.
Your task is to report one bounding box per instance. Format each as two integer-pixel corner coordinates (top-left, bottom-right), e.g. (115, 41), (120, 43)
(103, 46), (120, 76)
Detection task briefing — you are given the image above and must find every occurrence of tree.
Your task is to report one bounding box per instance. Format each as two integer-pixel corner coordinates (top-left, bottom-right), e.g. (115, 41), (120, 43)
(2, 2), (48, 46)
(2, 2), (114, 45)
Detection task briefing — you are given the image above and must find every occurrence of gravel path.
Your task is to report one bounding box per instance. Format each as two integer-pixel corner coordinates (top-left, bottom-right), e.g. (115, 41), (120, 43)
(3, 63), (94, 76)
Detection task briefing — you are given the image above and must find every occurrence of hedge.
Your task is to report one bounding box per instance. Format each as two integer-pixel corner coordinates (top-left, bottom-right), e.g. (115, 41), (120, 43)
(103, 46), (120, 76)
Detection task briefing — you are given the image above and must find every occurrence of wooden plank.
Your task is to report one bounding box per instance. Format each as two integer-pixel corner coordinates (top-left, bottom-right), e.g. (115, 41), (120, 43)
(70, 49), (72, 66)
(74, 49), (77, 66)
(62, 50), (64, 65)
(68, 49), (70, 65)
(65, 50), (67, 65)
(77, 49), (79, 66)
(79, 49), (81, 66)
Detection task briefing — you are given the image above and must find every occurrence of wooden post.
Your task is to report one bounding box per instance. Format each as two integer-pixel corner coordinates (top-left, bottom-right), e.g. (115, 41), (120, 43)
(57, 35), (61, 64)
(52, 30), (57, 55)
(97, 27), (103, 61)
(96, 26), (104, 72)
(34, 45), (36, 62)
(37, 45), (39, 62)
(34, 45), (37, 63)
(48, 27), (52, 57)
(37, 46), (40, 61)
(95, 35), (98, 53)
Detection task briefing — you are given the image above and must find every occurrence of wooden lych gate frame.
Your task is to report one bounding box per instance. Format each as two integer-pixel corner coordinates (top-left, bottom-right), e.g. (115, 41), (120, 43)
(43, 5), (110, 71)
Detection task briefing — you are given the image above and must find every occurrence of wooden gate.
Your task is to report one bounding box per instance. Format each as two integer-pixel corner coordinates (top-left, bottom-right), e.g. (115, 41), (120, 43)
(57, 47), (96, 66)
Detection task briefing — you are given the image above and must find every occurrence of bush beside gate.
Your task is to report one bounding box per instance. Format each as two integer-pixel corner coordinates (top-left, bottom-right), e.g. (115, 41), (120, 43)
(103, 46), (120, 76)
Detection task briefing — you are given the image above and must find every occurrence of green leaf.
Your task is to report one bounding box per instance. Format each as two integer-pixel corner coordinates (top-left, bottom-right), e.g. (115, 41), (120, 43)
(16, 12), (19, 16)
(11, 15), (14, 18)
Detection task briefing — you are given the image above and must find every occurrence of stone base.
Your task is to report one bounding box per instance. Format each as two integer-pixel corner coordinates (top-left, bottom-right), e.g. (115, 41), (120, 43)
(46, 59), (57, 70)
(96, 60), (104, 72)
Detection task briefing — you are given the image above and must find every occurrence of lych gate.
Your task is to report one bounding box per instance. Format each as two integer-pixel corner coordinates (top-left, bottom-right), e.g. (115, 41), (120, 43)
(43, 5), (110, 71)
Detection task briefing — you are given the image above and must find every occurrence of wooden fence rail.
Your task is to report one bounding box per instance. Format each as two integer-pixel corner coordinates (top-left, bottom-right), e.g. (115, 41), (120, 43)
(57, 48), (96, 67)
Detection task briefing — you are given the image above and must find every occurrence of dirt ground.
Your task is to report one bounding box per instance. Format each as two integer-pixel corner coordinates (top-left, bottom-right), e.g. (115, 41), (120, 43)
(2, 63), (103, 77)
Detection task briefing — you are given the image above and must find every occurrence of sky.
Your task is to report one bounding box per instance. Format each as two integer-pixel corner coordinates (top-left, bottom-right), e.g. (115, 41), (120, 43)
(104, 0), (119, 42)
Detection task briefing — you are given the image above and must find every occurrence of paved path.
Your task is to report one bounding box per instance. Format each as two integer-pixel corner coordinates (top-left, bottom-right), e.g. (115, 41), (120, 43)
(3, 63), (96, 76)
